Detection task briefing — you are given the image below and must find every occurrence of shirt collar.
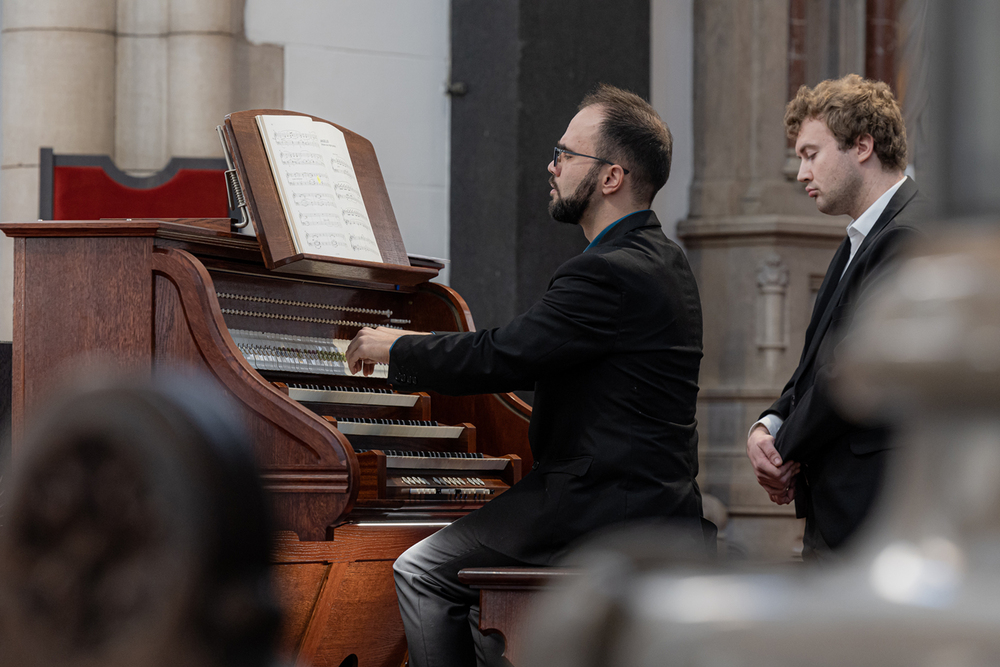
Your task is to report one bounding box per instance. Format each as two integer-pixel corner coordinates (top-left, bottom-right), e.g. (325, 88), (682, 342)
(846, 176), (908, 248)
(584, 210), (652, 252)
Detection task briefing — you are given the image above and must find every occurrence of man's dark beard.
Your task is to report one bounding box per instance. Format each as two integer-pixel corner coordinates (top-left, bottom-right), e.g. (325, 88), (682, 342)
(548, 165), (601, 225)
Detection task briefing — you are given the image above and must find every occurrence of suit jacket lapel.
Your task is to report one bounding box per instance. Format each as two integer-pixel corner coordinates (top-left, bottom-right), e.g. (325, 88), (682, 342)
(797, 177), (919, 373)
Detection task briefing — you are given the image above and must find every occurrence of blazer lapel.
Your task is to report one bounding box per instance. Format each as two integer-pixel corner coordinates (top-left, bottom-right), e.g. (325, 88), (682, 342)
(797, 178), (919, 372)
(805, 239), (849, 346)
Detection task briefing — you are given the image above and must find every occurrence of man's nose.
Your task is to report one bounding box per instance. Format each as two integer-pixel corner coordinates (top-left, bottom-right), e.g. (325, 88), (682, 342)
(797, 160), (810, 183)
(548, 159), (558, 176)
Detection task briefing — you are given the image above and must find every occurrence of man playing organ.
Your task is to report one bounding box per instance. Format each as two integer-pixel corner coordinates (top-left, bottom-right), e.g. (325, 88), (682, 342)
(346, 83), (706, 667)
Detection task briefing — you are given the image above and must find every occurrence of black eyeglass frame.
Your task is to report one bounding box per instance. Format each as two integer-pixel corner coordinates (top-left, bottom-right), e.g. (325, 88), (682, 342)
(553, 146), (630, 175)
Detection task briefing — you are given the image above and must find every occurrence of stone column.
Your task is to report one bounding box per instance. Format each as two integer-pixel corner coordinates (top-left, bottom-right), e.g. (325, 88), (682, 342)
(167, 0), (236, 158)
(0, 0), (117, 339)
(679, 0), (846, 560)
(116, 0), (170, 175)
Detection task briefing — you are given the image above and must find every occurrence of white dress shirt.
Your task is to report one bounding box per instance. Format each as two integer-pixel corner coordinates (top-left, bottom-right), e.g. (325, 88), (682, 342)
(750, 176), (908, 439)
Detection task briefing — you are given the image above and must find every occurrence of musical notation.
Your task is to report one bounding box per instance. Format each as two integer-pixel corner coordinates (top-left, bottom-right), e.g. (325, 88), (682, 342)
(298, 212), (341, 226)
(293, 192), (337, 208)
(350, 236), (379, 255)
(257, 114), (383, 263)
(273, 129), (319, 146)
(329, 158), (354, 177)
(286, 171), (329, 187)
(279, 151), (324, 166)
(304, 231), (348, 251)
(334, 182), (364, 204)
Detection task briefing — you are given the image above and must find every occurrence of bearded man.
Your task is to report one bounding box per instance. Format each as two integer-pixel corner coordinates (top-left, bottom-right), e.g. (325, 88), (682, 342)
(347, 83), (704, 667)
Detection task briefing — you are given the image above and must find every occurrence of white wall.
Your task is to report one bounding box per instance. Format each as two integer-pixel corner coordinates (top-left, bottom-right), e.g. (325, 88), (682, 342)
(244, 0), (451, 281)
(650, 0), (693, 243)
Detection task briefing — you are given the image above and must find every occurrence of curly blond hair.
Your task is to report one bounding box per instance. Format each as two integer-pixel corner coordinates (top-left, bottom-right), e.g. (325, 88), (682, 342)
(785, 73), (907, 172)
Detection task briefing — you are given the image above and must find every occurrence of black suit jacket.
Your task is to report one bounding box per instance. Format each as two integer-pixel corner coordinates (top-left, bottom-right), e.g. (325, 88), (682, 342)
(389, 210), (704, 564)
(762, 177), (926, 549)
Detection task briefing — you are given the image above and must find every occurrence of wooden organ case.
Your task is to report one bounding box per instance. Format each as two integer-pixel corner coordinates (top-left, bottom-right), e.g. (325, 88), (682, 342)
(2, 110), (532, 667)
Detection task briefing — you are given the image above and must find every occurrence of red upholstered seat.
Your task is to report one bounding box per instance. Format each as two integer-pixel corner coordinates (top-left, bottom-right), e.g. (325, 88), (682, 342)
(39, 148), (230, 220)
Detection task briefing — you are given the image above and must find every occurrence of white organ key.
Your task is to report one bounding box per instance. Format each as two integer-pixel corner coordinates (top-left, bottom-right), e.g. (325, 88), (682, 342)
(228, 329), (388, 379)
(286, 385), (419, 407)
(334, 420), (464, 439)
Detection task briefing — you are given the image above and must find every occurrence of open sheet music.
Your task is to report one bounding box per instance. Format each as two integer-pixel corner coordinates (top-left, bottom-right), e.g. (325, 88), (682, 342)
(256, 114), (383, 263)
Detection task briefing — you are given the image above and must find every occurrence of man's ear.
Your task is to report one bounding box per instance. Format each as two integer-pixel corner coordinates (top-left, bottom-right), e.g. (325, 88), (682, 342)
(601, 165), (627, 196)
(855, 133), (876, 163)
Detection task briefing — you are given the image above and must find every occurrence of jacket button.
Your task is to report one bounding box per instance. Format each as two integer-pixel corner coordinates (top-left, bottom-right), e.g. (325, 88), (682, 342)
(531, 462), (539, 470)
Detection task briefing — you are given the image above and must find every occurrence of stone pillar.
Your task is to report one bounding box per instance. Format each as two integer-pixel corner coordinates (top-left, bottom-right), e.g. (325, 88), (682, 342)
(168, 0), (236, 158)
(679, 0), (848, 560)
(116, 0), (170, 175)
(0, 0), (117, 339)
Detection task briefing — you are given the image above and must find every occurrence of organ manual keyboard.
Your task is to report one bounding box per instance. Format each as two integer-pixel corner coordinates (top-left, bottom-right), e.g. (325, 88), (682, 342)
(1, 110), (532, 667)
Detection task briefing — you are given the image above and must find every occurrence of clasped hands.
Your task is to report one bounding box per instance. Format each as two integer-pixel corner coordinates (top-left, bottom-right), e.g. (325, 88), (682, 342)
(345, 326), (429, 376)
(746, 425), (799, 505)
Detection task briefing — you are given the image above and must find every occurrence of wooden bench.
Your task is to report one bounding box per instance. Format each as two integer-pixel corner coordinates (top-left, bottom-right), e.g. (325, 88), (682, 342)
(458, 566), (578, 666)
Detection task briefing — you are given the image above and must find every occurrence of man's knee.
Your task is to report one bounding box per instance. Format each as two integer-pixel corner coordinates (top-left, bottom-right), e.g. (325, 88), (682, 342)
(394, 537), (430, 584)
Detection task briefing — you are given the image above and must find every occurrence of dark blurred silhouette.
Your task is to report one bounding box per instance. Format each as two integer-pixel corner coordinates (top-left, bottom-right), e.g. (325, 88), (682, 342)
(0, 377), (281, 667)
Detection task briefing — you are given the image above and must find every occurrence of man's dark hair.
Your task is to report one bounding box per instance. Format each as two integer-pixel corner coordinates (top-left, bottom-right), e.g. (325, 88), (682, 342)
(579, 83), (673, 206)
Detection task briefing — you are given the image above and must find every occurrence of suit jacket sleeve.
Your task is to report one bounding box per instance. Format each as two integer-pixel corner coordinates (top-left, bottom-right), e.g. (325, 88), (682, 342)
(774, 224), (917, 463)
(388, 252), (622, 395)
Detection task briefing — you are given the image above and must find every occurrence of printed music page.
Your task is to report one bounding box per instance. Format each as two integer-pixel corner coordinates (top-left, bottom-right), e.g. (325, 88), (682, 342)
(256, 114), (383, 263)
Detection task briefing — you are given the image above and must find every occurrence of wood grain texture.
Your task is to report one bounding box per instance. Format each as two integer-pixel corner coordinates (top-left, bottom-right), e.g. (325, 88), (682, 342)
(478, 589), (535, 666)
(151, 247), (357, 540)
(274, 563), (330, 654)
(0, 220), (162, 237)
(459, 567), (578, 589)
(459, 567), (579, 667)
(11, 238), (25, 451)
(294, 561), (350, 667)
(17, 236), (154, 431)
(271, 526), (443, 667)
(273, 526), (442, 564)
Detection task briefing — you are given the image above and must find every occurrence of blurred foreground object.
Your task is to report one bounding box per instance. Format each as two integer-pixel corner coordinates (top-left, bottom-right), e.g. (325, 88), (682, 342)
(523, 231), (1000, 666)
(0, 379), (280, 667)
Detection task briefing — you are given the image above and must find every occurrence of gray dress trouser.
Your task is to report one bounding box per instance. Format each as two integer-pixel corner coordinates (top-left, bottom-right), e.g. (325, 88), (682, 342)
(393, 521), (530, 667)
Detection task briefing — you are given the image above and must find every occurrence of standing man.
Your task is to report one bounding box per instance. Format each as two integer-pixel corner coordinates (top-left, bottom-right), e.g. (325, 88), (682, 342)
(347, 84), (704, 666)
(747, 74), (925, 559)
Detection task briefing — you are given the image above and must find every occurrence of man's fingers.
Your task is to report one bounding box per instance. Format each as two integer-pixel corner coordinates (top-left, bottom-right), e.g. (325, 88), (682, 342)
(758, 437), (783, 468)
(768, 486), (795, 505)
(345, 329), (368, 369)
(748, 447), (784, 486)
(777, 465), (800, 487)
(777, 460), (798, 474)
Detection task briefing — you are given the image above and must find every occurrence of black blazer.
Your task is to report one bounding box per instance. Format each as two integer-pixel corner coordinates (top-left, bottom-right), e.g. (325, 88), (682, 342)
(389, 210), (704, 564)
(762, 177), (926, 549)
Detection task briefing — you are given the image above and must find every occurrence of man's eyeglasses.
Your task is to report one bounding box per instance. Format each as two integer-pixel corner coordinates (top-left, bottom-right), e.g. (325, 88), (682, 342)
(552, 146), (630, 175)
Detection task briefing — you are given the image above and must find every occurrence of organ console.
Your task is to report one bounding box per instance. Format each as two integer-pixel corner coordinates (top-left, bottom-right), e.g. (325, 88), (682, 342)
(2, 110), (532, 667)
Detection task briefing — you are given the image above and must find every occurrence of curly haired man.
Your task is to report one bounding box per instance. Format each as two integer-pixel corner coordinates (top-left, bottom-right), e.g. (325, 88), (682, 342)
(746, 74), (927, 560)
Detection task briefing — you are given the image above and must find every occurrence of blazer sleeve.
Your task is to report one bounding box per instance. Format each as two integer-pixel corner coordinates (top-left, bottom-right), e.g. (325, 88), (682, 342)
(388, 252), (623, 395)
(774, 224), (919, 463)
(761, 378), (795, 423)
